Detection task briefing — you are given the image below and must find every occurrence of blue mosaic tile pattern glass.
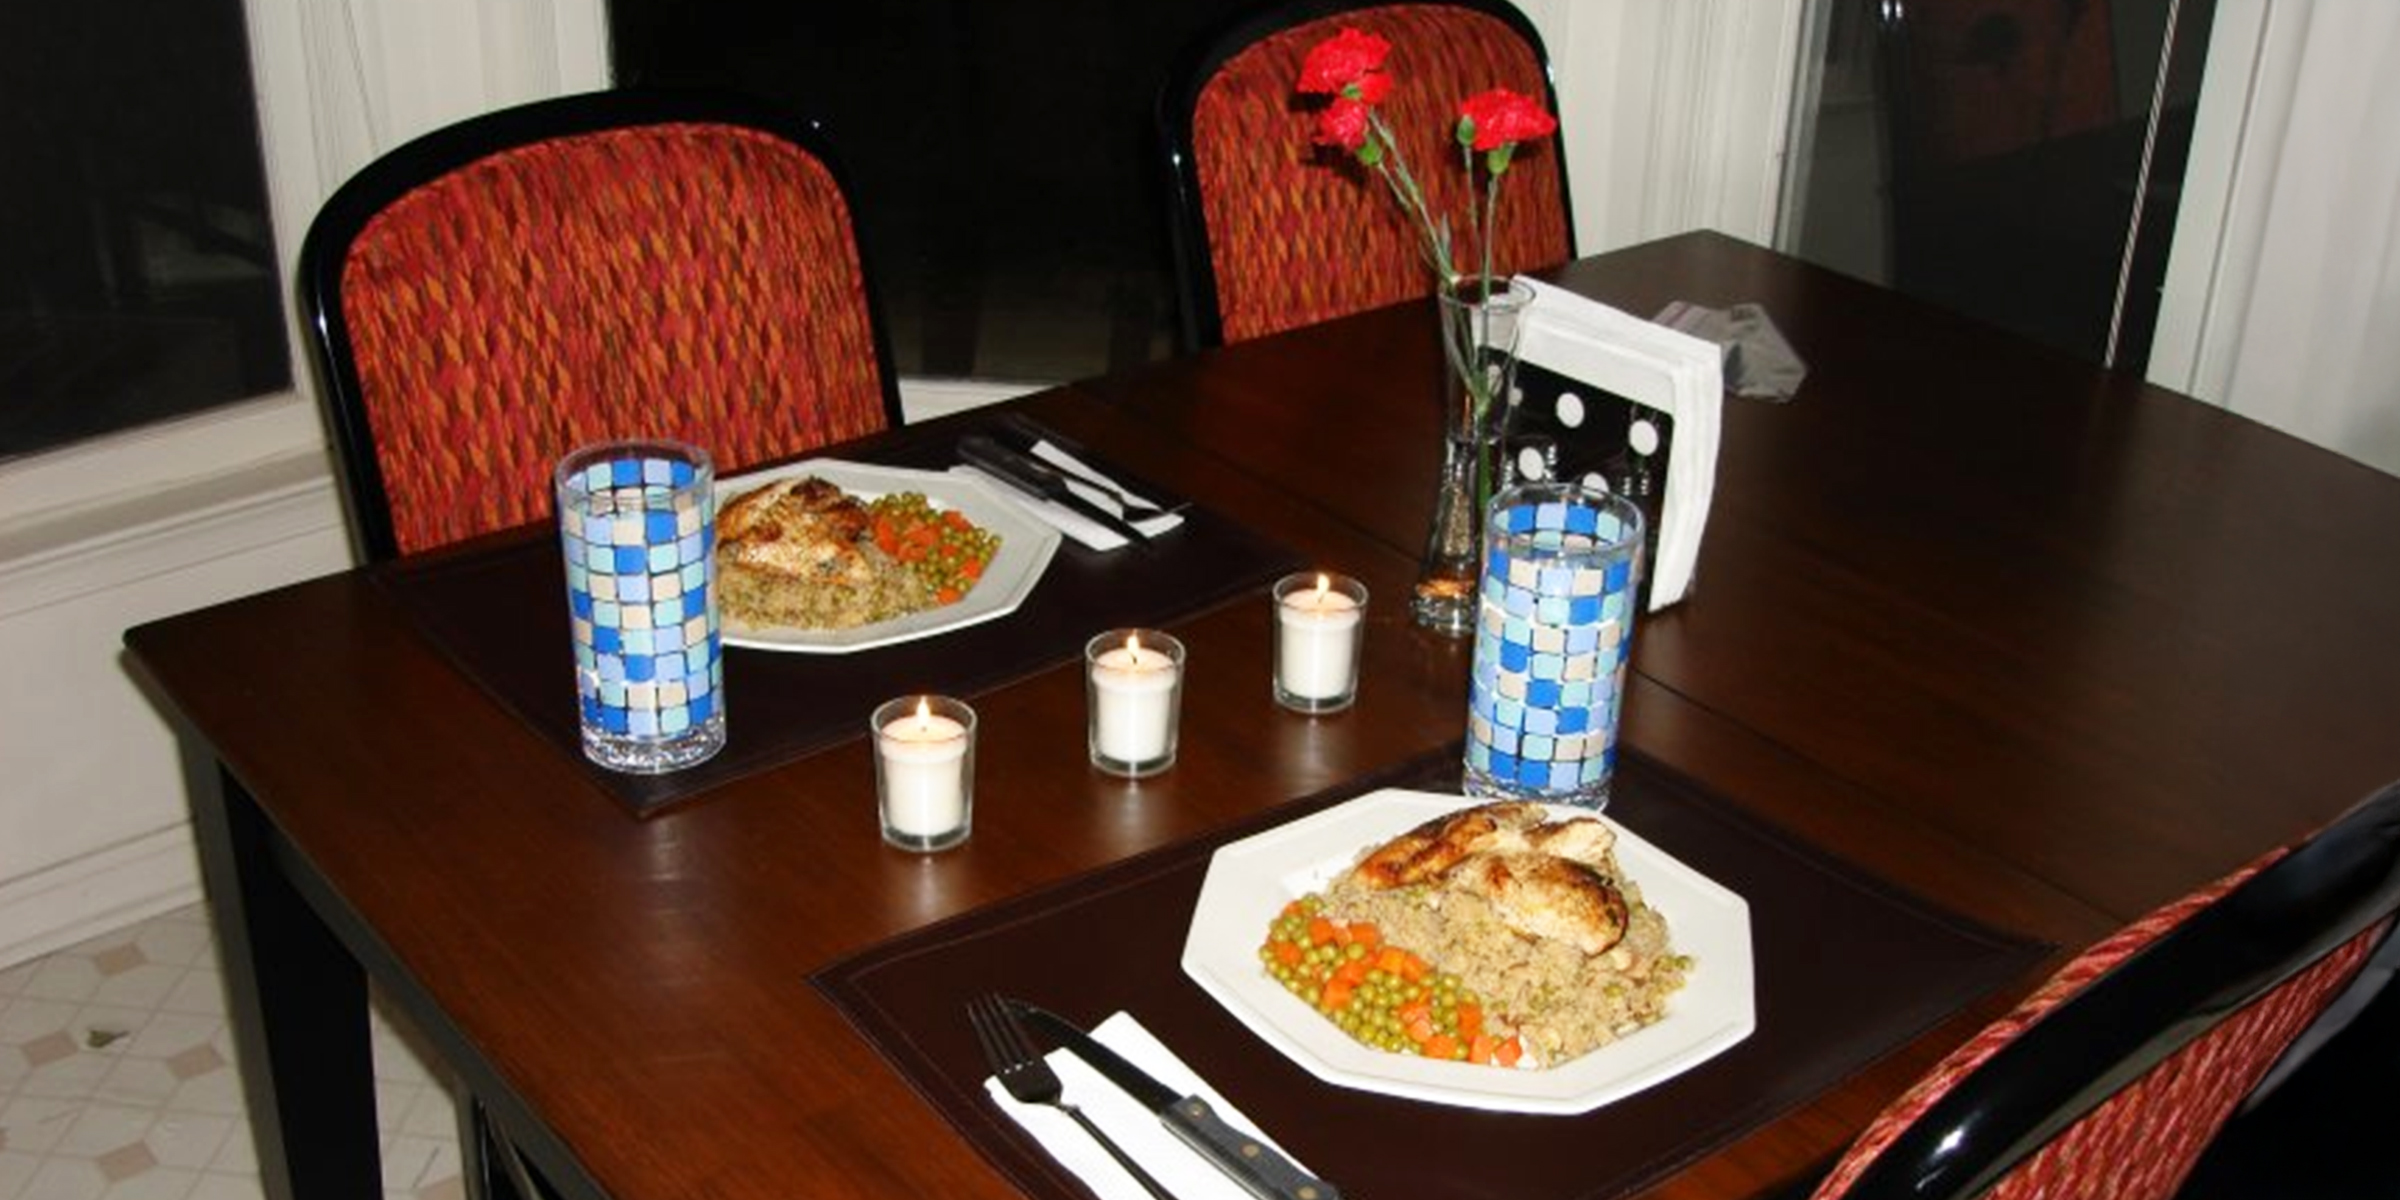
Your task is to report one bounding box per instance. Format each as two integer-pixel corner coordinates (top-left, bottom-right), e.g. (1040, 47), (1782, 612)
(1464, 484), (1644, 808)
(556, 442), (725, 773)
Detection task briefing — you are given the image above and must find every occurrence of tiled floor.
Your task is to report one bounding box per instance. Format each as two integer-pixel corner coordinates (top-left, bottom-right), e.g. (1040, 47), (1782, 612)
(0, 904), (463, 1200)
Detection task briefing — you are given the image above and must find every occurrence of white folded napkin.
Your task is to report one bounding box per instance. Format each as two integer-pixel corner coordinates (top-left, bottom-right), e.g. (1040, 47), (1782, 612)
(951, 442), (1184, 552)
(985, 1012), (1320, 1200)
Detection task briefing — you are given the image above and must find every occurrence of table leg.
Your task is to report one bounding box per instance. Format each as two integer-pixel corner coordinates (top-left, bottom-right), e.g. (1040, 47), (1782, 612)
(191, 762), (381, 1200)
(459, 1097), (549, 1200)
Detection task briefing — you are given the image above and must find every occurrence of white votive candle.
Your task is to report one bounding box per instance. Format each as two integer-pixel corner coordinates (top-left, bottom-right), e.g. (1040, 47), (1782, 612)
(1086, 629), (1185, 777)
(1274, 572), (1366, 712)
(872, 696), (975, 851)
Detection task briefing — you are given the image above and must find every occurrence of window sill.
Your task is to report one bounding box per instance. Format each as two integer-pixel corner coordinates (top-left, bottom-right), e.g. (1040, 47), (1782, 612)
(0, 390), (337, 560)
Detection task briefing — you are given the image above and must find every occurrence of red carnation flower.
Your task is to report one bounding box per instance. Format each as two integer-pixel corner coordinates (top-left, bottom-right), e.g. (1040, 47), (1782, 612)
(1297, 28), (1392, 94)
(1312, 96), (1372, 150)
(1456, 88), (1557, 151)
(1292, 27), (1554, 303)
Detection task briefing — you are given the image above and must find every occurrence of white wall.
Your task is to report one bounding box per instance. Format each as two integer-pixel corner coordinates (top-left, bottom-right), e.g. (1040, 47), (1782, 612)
(1521, 0), (1805, 254)
(2148, 0), (2400, 478)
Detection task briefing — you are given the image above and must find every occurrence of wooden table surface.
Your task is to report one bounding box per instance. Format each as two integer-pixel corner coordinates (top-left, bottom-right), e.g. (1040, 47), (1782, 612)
(124, 232), (2400, 1200)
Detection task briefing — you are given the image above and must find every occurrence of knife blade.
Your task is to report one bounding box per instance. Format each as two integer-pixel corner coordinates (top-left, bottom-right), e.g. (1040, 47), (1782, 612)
(958, 434), (1153, 546)
(1012, 1001), (1342, 1200)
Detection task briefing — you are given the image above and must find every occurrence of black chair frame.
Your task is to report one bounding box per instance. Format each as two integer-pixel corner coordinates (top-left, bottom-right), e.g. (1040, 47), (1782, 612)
(1835, 778), (2400, 1200)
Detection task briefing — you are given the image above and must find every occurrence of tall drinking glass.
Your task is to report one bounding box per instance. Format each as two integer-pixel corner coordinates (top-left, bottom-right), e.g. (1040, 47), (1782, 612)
(555, 439), (725, 774)
(1464, 481), (1644, 808)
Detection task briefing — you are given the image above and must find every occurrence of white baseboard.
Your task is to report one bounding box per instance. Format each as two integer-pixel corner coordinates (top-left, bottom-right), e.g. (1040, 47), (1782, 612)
(0, 825), (205, 971)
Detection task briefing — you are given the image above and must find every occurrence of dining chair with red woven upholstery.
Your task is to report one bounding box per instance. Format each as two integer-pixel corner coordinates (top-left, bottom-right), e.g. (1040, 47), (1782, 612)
(298, 88), (900, 563)
(296, 88), (897, 1200)
(1158, 0), (1574, 350)
(1802, 778), (2400, 1200)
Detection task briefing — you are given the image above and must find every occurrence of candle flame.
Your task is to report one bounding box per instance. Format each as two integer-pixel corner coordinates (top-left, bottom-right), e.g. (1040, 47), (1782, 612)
(1125, 632), (1142, 667)
(1314, 573), (1331, 602)
(914, 697), (933, 731)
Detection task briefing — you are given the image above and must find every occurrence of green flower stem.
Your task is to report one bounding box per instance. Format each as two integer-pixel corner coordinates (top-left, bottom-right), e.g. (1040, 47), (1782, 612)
(1363, 109), (1461, 288)
(1480, 171), (1500, 303)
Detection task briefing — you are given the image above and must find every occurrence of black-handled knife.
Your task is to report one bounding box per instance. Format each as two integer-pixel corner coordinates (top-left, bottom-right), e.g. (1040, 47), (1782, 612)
(1012, 1001), (1342, 1200)
(958, 434), (1153, 546)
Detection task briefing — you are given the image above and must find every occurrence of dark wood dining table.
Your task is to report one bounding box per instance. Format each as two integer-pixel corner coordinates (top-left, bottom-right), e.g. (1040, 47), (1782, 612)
(124, 231), (2400, 1200)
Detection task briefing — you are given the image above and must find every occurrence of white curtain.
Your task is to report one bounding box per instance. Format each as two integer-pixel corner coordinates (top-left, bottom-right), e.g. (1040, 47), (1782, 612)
(252, 0), (608, 250)
(2152, 1), (2400, 478)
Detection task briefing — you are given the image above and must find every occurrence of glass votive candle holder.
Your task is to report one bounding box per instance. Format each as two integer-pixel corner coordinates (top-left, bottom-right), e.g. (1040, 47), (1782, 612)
(1085, 629), (1185, 778)
(871, 695), (976, 852)
(1273, 571), (1367, 713)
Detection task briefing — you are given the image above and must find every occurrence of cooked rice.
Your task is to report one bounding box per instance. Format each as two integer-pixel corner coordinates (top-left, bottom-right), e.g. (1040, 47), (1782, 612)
(1317, 850), (1688, 1067)
(717, 552), (931, 632)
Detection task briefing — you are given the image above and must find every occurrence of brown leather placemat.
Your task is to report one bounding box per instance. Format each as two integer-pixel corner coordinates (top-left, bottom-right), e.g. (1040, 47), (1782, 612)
(813, 747), (2051, 1200)
(370, 421), (1304, 816)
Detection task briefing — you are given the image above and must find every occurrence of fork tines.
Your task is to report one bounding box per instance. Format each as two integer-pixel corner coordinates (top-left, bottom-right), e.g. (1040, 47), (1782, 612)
(969, 993), (1034, 1075)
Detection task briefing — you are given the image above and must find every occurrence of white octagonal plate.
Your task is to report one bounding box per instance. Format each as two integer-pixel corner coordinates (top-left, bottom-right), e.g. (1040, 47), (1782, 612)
(1181, 788), (1754, 1114)
(714, 459), (1061, 654)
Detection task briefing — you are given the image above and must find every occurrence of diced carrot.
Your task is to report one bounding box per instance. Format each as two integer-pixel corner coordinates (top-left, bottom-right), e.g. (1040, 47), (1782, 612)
(1494, 1037), (1523, 1068)
(1469, 1033), (1497, 1064)
(935, 587), (962, 604)
(1455, 1005), (1482, 1040)
(1347, 923), (1381, 949)
(1308, 916), (1337, 946)
(1320, 979), (1354, 1013)
(1272, 942), (1302, 967)
(1333, 958), (1370, 986)
(1422, 1033), (1458, 1060)
(1375, 947), (1409, 975)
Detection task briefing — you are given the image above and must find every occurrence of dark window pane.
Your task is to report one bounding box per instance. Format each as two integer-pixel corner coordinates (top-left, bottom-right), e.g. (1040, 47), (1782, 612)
(607, 0), (1264, 384)
(0, 1), (289, 460)
(1784, 0), (2214, 371)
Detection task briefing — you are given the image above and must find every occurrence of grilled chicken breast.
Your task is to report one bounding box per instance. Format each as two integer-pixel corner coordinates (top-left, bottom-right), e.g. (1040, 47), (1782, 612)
(1347, 801), (1629, 956)
(1440, 851), (1629, 956)
(1348, 801), (1549, 889)
(717, 476), (879, 585)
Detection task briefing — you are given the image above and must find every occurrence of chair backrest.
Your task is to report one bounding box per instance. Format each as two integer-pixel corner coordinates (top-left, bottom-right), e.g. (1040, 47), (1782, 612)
(1159, 0), (1573, 350)
(1811, 778), (2400, 1200)
(298, 89), (901, 562)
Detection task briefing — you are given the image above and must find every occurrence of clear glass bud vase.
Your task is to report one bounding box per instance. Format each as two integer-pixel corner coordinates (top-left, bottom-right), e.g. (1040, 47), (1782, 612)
(1411, 277), (1534, 634)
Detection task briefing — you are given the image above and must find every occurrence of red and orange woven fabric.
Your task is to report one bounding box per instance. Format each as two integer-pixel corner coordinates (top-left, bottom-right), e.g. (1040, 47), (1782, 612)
(335, 121), (890, 556)
(1811, 848), (2386, 1200)
(1189, 4), (1571, 344)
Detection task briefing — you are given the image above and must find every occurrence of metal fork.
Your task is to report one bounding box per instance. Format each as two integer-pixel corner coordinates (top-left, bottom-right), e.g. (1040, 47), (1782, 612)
(968, 994), (1178, 1200)
(1054, 468), (1175, 522)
